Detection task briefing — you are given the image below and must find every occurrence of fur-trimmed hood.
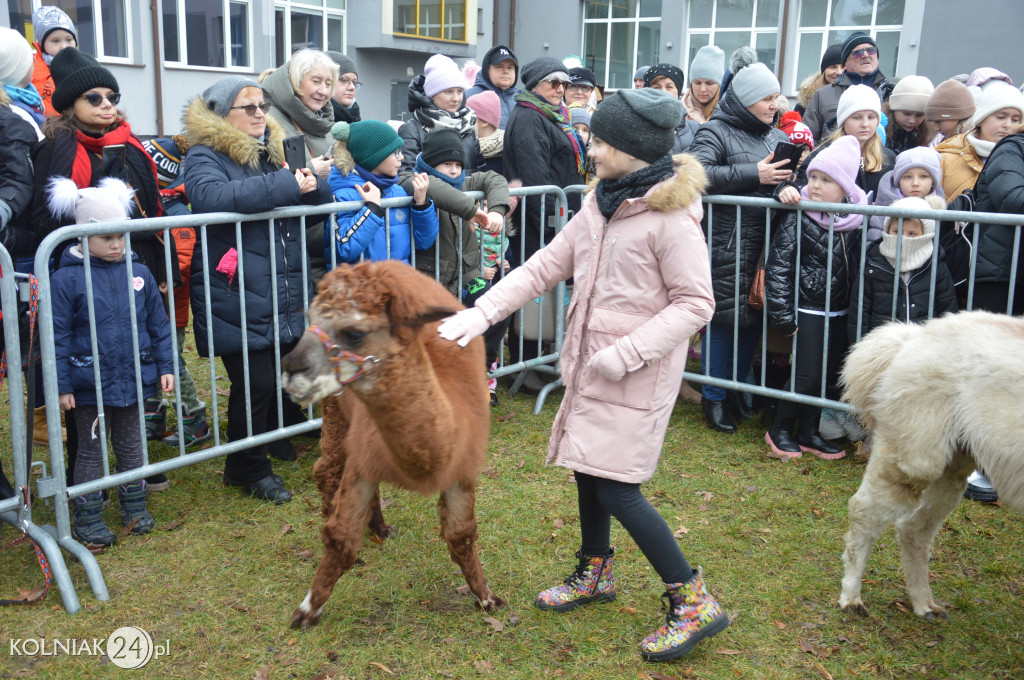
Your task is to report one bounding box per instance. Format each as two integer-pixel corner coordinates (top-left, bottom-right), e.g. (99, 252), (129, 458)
(584, 153), (707, 214)
(182, 96), (286, 170)
(0, 90), (9, 109)
(798, 71), (826, 109)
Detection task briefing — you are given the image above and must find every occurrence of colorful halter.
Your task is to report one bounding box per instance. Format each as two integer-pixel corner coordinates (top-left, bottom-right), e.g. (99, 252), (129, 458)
(304, 325), (379, 388)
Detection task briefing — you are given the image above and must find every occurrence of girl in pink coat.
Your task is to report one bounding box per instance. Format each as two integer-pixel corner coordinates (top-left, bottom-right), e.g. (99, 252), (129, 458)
(439, 88), (725, 663)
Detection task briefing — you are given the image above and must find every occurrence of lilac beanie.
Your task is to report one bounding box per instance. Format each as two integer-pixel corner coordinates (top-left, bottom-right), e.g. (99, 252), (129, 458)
(467, 90), (500, 128)
(806, 135), (867, 205)
(892, 146), (942, 189)
(423, 54), (465, 98)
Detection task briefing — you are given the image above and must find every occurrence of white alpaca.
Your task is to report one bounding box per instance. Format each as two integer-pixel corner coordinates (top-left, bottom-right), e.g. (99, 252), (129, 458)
(838, 311), (1024, 618)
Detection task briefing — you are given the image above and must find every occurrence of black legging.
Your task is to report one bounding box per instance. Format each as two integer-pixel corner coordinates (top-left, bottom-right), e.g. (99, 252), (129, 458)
(776, 311), (848, 427)
(575, 471), (693, 584)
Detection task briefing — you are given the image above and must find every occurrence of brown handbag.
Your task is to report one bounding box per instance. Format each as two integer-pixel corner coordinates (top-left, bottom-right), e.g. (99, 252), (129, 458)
(748, 249), (767, 311)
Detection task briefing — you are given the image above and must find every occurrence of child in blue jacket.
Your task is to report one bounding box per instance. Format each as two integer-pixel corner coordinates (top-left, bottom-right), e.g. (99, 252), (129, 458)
(324, 120), (438, 267)
(48, 177), (175, 548)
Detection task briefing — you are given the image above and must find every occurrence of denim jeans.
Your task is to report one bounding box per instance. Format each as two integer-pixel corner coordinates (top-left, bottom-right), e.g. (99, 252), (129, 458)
(700, 322), (761, 402)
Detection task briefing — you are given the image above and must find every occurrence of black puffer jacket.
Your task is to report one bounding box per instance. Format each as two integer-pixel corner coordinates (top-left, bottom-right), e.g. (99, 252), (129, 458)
(689, 88), (789, 328)
(765, 211), (861, 336)
(182, 97), (331, 358)
(502, 99), (585, 266)
(969, 133), (1024, 284)
(0, 91), (37, 257)
(398, 75), (482, 174)
(848, 242), (958, 341)
(672, 117), (701, 154)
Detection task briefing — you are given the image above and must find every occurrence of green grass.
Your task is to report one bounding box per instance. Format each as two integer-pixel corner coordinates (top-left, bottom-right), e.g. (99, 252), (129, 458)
(1, 360), (1022, 679)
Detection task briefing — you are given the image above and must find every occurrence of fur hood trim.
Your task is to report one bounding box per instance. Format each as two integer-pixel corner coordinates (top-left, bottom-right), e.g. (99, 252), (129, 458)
(182, 96), (286, 170)
(584, 153), (707, 213)
(798, 71), (826, 108)
(0, 90), (9, 108)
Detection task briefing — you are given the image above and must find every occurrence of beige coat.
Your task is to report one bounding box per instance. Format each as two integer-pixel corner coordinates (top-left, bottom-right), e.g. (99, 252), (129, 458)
(936, 133), (985, 202)
(476, 155), (715, 483)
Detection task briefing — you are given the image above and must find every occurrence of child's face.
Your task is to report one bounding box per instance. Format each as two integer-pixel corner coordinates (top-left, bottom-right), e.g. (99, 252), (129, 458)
(977, 107), (1023, 143)
(806, 170), (846, 204)
(43, 29), (76, 56)
(892, 110), (925, 132)
(89, 233), (125, 262)
(843, 110), (880, 144)
(796, 146), (811, 170)
(573, 123), (590, 145)
(934, 119), (961, 136)
(371, 148), (402, 177)
(433, 160), (463, 179)
(887, 218), (924, 239)
(898, 168), (934, 197)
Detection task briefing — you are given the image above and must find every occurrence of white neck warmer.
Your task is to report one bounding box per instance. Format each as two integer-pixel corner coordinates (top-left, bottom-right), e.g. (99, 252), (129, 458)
(879, 232), (935, 272)
(967, 133), (996, 159)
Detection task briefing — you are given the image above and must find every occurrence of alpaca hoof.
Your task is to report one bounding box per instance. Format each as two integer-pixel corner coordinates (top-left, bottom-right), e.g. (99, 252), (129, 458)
(476, 593), (507, 612)
(291, 590), (324, 629)
(372, 523), (397, 541)
(921, 608), (949, 621)
(841, 600), (870, 617)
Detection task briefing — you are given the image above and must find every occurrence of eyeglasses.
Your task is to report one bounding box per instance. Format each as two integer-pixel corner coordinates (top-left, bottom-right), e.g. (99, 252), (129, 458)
(567, 84), (593, 93)
(338, 77), (362, 90)
(544, 79), (570, 90)
(228, 102), (272, 116)
(80, 92), (121, 107)
(850, 47), (878, 59)
(392, 149), (403, 159)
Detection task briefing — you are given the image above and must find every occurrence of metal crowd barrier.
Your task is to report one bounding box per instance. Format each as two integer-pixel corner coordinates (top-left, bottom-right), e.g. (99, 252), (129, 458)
(17, 184), (571, 612)
(694, 194), (1024, 412)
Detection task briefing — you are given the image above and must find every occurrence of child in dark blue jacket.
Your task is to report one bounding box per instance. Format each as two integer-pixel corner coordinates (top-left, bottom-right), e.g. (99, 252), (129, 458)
(324, 120), (438, 267)
(48, 177), (175, 548)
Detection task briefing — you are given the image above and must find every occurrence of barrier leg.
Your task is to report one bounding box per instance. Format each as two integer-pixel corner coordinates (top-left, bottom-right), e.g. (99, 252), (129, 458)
(42, 524), (110, 603)
(0, 513), (83, 613)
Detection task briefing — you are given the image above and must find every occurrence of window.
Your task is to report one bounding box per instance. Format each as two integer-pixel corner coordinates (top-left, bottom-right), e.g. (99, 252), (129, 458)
(8, 0), (129, 60)
(393, 1), (467, 42)
(685, 1), (781, 82)
(162, 0), (252, 69)
(274, 0), (347, 65)
(583, 0), (661, 90)
(793, 0), (905, 91)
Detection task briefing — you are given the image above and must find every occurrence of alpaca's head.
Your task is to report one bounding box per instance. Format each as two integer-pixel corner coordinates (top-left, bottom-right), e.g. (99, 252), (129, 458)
(281, 261), (460, 406)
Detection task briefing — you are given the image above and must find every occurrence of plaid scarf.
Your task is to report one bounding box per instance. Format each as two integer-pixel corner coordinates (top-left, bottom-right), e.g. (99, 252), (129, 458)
(514, 91), (586, 176)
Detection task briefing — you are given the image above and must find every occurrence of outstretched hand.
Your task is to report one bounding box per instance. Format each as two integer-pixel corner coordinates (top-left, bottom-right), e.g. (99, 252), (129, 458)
(411, 172), (429, 204)
(438, 307), (490, 347)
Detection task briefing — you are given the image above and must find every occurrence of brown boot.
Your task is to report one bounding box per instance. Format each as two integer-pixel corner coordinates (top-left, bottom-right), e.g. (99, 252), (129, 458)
(32, 406), (67, 446)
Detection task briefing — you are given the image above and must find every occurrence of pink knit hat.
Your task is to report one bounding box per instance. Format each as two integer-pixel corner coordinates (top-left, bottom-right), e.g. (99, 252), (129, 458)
(423, 54), (465, 98)
(806, 135), (867, 205)
(467, 90), (500, 128)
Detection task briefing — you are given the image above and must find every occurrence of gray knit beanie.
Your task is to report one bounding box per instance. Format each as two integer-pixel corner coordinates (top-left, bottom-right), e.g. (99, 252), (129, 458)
(590, 88), (682, 163)
(521, 57), (569, 90)
(729, 62), (780, 108)
(203, 76), (261, 117)
(327, 51), (357, 77)
(688, 45), (724, 84)
(32, 6), (77, 46)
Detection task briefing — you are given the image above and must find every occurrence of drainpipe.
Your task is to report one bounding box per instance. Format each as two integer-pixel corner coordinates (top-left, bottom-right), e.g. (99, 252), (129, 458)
(150, 0), (164, 136)
(778, 0), (790, 93)
(508, 0), (516, 51)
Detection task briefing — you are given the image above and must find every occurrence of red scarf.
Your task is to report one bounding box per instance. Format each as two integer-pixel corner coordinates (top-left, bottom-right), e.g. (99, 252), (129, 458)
(71, 120), (158, 195)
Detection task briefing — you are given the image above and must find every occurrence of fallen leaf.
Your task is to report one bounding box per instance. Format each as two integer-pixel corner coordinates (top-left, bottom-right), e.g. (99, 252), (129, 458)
(757, 528), (772, 533)
(217, 387), (231, 397)
(481, 466), (498, 479)
(508, 614), (520, 626)
(745, 485), (758, 492)
(326, 650), (339, 662)
(696, 491), (714, 501)
(456, 584), (472, 595)
(774, 620), (787, 629)
(285, 637), (297, 646)
(303, 496), (317, 510)
(253, 667), (270, 680)
(14, 586), (46, 602)
(813, 661), (834, 680)
(715, 648), (741, 655)
(812, 508), (822, 518)
(369, 661), (396, 675)
(495, 413), (516, 422)
(164, 518), (185, 531)
(673, 525), (690, 538)
(483, 616), (504, 633)
(298, 549), (315, 562)
(617, 606), (638, 614)
(473, 659), (495, 673)
(515, 459), (525, 469)
(553, 519), (564, 529)
(925, 640), (940, 648)
(280, 523), (293, 536)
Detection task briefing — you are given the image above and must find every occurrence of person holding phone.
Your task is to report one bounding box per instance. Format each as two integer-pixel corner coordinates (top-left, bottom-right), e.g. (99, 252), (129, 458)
(183, 76), (331, 503)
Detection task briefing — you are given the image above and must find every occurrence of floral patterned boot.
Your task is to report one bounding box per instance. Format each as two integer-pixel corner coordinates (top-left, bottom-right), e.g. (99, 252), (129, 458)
(640, 570), (730, 662)
(535, 548), (616, 612)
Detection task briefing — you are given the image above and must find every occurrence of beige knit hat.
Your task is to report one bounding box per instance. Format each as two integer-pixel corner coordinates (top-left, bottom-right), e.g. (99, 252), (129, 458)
(888, 75), (934, 113)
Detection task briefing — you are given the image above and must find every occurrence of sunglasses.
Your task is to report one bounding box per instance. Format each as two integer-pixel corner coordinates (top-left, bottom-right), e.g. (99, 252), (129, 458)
(228, 102), (272, 116)
(338, 77), (362, 90)
(544, 79), (570, 90)
(850, 47), (878, 59)
(567, 83), (593, 92)
(80, 92), (121, 107)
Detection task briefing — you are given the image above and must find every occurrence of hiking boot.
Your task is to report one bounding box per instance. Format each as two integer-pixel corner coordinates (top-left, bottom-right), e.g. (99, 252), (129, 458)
(640, 570), (730, 662)
(163, 404), (212, 448)
(73, 492), (117, 547)
(765, 416), (801, 460)
(118, 481), (154, 534)
(535, 548), (616, 612)
(32, 405), (67, 447)
(144, 398), (168, 441)
(964, 470), (998, 502)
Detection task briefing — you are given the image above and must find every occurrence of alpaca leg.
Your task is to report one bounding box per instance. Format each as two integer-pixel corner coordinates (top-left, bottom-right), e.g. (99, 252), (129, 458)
(438, 480), (505, 612)
(315, 396), (350, 518)
(367, 489), (395, 541)
(840, 446), (923, 615)
(895, 454), (974, 619)
(291, 477), (377, 629)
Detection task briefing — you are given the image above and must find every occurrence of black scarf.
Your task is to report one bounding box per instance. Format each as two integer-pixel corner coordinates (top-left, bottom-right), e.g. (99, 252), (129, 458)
(595, 154), (674, 220)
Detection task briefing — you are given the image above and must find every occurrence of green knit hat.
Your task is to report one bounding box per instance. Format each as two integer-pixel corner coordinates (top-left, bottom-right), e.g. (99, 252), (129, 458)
(330, 120), (403, 171)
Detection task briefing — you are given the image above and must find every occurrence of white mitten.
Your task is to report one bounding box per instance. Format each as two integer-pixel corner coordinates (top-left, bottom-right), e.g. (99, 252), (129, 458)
(587, 336), (644, 382)
(438, 307), (490, 347)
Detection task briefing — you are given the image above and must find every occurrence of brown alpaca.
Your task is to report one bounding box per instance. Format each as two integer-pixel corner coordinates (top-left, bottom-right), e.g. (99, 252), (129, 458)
(281, 260), (504, 629)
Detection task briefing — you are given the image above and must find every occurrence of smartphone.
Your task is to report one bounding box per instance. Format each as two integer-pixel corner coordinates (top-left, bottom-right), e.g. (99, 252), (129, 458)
(282, 135), (307, 174)
(101, 144), (126, 177)
(772, 141), (804, 170)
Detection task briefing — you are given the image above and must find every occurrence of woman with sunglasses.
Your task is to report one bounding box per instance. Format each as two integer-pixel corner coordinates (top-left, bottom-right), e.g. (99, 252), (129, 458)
(398, 53), (483, 174)
(803, 32), (894, 144)
(182, 76), (331, 503)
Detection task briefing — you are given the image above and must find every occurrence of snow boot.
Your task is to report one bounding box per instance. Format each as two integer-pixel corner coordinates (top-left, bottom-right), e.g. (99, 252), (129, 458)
(163, 404), (212, 448)
(73, 492), (116, 547)
(535, 548), (616, 612)
(144, 398), (168, 441)
(117, 481), (154, 534)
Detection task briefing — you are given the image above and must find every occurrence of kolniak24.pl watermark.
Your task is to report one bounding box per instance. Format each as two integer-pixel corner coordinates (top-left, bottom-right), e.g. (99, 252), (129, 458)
(9, 627), (169, 669)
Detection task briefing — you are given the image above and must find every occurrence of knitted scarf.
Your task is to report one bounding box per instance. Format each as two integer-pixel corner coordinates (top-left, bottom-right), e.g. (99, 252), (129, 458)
(414, 154), (465, 190)
(879, 231), (934, 272)
(4, 83), (43, 109)
(514, 90), (587, 175)
(967, 133), (996, 159)
(594, 154), (674, 220)
(412, 104), (477, 138)
(799, 185), (865, 232)
(478, 129), (504, 159)
(354, 164), (399, 192)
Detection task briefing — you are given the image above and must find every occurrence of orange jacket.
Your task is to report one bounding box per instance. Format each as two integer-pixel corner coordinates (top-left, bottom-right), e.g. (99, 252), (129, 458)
(31, 43), (57, 117)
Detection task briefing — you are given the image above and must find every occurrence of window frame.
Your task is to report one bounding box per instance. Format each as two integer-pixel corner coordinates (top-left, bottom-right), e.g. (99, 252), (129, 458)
(275, 0), (348, 61)
(16, 0), (133, 63)
(392, 0), (469, 44)
(581, 0), (662, 91)
(161, 0), (255, 71)
(683, 0), (782, 87)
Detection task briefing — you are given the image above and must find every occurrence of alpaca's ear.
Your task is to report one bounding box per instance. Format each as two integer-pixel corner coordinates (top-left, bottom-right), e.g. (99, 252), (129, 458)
(402, 305), (460, 328)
